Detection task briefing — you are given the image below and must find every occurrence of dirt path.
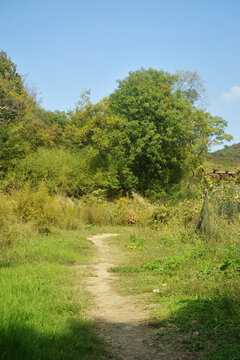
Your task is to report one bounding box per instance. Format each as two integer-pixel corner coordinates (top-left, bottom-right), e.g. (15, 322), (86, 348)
(86, 233), (190, 360)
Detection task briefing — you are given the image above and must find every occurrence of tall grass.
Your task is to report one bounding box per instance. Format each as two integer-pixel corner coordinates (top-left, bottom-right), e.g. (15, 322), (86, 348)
(0, 187), (80, 249)
(0, 187), (162, 246)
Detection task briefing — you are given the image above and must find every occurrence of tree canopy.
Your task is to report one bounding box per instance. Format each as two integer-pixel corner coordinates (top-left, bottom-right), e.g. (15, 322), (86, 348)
(109, 68), (232, 194)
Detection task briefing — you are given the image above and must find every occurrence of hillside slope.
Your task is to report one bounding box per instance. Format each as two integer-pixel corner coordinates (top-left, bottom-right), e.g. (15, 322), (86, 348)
(206, 143), (240, 170)
(212, 143), (240, 159)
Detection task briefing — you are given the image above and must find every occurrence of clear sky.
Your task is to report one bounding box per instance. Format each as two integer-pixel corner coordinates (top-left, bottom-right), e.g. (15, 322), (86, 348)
(1, 0), (239, 149)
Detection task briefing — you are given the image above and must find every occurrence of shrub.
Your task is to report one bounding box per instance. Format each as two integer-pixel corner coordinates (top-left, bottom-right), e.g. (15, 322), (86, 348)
(12, 185), (80, 232)
(0, 192), (32, 248)
(5, 148), (90, 196)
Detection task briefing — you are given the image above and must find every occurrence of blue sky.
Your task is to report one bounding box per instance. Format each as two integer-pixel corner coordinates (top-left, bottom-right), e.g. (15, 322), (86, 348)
(1, 0), (239, 149)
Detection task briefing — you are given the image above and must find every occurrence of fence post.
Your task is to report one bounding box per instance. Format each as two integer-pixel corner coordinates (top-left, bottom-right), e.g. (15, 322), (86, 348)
(197, 190), (211, 236)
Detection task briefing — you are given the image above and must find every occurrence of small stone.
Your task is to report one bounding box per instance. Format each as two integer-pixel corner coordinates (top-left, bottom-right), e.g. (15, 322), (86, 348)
(122, 326), (132, 331)
(193, 331), (200, 336)
(159, 327), (166, 331)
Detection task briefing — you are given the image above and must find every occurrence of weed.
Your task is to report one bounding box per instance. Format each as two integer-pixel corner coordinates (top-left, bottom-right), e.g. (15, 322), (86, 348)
(127, 233), (146, 250)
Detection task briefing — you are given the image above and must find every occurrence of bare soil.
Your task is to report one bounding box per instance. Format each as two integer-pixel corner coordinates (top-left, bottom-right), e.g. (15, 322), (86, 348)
(86, 233), (193, 360)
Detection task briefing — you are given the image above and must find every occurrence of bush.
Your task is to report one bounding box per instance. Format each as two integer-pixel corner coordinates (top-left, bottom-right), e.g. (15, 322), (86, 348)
(5, 148), (90, 196)
(3, 147), (134, 198)
(0, 192), (33, 249)
(12, 185), (80, 232)
(79, 195), (154, 226)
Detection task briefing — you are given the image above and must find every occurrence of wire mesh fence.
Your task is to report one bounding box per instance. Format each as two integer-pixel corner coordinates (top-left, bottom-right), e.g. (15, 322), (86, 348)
(197, 185), (240, 236)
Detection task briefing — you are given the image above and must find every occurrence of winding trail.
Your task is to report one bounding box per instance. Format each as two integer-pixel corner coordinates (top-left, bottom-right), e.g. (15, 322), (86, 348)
(86, 233), (188, 360)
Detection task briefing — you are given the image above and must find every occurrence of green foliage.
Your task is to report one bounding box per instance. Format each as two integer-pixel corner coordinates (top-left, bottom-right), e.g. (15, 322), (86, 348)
(142, 255), (189, 275)
(38, 108), (70, 129)
(109, 68), (232, 194)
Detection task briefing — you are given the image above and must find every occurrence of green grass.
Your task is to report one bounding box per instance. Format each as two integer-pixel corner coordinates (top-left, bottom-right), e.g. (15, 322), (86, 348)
(0, 230), (111, 360)
(107, 222), (240, 359)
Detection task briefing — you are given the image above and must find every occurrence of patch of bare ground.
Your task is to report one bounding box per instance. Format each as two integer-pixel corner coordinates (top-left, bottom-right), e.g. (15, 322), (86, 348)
(85, 233), (195, 360)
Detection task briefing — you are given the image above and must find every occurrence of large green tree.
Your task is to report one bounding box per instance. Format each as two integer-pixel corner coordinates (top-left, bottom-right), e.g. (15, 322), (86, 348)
(109, 68), (232, 194)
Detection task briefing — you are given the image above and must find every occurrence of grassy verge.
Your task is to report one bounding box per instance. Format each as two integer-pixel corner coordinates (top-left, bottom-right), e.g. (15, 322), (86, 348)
(0, 229), (111, 360)
(108, 222), (240, 359)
